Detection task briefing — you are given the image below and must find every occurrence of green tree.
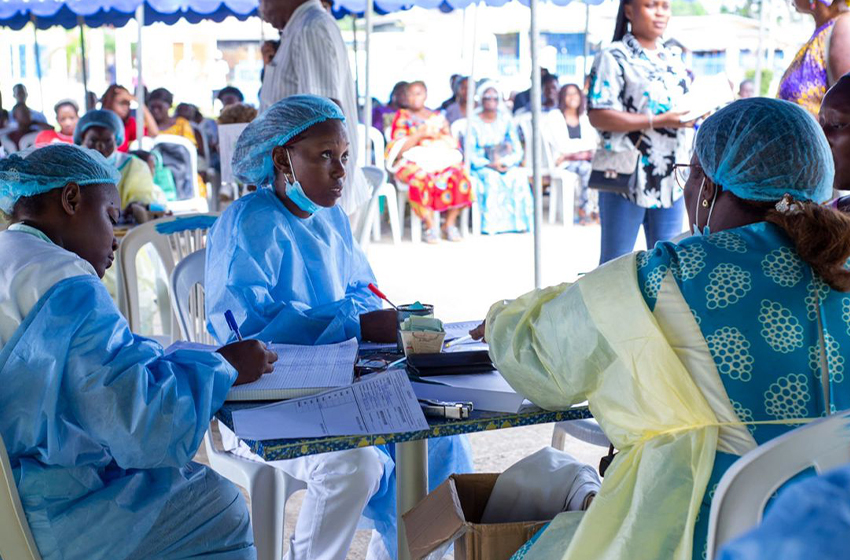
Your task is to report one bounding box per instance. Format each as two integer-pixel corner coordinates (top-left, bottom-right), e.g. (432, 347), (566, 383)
(672, 0), (708, 16)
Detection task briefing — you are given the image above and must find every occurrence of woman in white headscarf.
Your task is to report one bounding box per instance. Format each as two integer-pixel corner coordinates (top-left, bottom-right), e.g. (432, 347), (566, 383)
(468, 81), (534, 234)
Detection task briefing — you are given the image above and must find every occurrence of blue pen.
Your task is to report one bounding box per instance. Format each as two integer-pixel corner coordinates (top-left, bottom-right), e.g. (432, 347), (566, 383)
(224, 310), (243, 341)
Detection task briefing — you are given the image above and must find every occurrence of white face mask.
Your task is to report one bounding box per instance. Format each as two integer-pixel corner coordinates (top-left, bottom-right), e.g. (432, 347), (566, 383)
(692, 177), (717, 237)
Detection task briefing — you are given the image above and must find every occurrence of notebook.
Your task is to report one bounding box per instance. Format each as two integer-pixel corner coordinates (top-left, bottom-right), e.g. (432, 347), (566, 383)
(166, 338), (359, 401)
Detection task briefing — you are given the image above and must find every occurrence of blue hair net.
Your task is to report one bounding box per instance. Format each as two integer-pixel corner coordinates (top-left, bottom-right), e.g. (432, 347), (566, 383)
(73, 109), (125, 148)
(0, 144), (121, 214)
(232, 95), (346, 186)
(695, 98), (834, 203)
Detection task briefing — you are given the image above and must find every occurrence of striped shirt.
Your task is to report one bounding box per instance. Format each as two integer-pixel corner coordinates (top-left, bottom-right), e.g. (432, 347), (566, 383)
(260, 0), (369, 215)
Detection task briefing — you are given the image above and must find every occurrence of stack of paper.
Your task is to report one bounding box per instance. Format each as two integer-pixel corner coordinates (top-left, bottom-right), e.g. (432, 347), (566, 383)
(166, 338), (359, 401)
(231, 369), (430, 440)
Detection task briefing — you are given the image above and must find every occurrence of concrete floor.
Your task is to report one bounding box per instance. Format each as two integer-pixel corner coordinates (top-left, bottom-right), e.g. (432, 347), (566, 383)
(197, 218), (642, 558)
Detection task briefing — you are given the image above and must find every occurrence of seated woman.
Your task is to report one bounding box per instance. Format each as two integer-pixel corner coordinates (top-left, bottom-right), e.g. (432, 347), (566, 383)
(34, 99), (79, 147)
(74, 109), (163, 219)
(100, 84), (159, 152)
(7, 105), (52, 150)
(544, 84), (598, 223)
(475, 98), (850, 560)
(387, 81), (474, 243)
(373, 81), (408, 132)
(148, 88), (199, 148)
(205, 95), (473, 560)
(468, 81), (533, 234)
(0, 143), (276, 560)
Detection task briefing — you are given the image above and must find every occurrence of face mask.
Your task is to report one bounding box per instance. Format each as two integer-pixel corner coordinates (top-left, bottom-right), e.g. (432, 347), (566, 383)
(105, 151), (118, 166)
(283, 149), (322, 215)
(692, 177), (717, 237)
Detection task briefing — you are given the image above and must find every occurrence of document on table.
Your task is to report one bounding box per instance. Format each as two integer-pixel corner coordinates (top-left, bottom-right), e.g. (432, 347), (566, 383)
(166, 338), (358, 401)
(411, 371), (530, 413)
(443, 320), (489, 353)
(231, 369), (430, 440)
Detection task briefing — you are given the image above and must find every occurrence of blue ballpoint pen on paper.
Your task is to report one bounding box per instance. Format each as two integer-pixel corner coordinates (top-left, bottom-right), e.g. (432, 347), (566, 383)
(224, 310), (243, 341)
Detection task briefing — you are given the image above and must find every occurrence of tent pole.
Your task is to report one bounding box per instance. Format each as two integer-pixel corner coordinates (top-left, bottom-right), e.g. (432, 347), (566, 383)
(352, 16), (360, 114)
(79, 18), (91, 110)
(363, 5), (373, 165)
(583, 2), (590, 76)
(530, 0), (543, 288)
(754, 0), (767, 95)
(136, 5), (145, 145)
(32, 17), (45, 114)
(463, 4), (478, 173)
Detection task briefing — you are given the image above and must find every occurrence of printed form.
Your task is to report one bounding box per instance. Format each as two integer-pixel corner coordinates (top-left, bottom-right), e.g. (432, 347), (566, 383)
(232, 369), (429, 440)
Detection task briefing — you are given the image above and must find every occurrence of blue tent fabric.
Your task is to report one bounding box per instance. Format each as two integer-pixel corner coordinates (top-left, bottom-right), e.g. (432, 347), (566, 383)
(0, 0), (608, 28)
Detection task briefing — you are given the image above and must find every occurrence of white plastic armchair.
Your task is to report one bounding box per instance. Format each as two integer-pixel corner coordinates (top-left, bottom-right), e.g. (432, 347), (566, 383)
(707, 411), (850, 559)
(515, 112), (578, 227)
(169, 250), (307, 560)
(0, 434), (42, 560)
(358, 166), (400, 250)
(116, 213), (219, 338)
(152, 134), (209, 214)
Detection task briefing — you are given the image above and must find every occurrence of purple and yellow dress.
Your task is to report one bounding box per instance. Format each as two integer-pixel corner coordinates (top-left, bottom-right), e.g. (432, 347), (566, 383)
(778, 19), (837, 116)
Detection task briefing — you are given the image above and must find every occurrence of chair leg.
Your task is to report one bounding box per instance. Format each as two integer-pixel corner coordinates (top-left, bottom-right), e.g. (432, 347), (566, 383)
(249, 468), (286, 560)
(411, 211), (422, 244)
(396, 191), (408, 239)
(371, 208), (382, 242)
(548, 180), (559, 224)
(551, 423), (567, 451)
(564, 176), (576, 228)
(381, 187), (402, 245)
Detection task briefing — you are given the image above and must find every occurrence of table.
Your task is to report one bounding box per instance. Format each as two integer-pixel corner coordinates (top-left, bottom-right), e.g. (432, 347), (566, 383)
(217, 401), (592, 560)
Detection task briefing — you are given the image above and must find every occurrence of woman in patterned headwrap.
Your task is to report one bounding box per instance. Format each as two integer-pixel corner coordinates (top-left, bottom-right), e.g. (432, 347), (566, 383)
(778, 0), (850, 116)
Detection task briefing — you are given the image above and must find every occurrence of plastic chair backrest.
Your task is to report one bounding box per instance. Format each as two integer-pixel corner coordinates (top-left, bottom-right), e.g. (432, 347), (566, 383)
(170, 250), (215, 344)
(450, 118), (467, 143)
(152, 134), (208, 214)
(17, 132), (39, 151)
(0, 434), (42, 560)
(116, 213), (219, 333)
(218, 123), (249, 187)
(707, 411), (850, 559)
(356, 123), (387, 169)
(357, 166), (387, 247)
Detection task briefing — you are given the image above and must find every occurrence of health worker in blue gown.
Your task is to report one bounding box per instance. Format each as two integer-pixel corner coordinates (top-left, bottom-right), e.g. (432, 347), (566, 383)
(0, 143), (278, 560)
(204, 94), (474, 560)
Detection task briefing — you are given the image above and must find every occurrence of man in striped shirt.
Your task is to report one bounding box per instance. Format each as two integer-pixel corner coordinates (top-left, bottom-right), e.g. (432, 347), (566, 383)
(259, 0), (371, 219)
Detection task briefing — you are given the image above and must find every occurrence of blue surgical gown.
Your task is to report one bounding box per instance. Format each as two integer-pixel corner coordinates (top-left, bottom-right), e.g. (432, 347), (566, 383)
(205, 187), (380, 344)
(204, 187), (474, 558)
(0, 272), (255, 559)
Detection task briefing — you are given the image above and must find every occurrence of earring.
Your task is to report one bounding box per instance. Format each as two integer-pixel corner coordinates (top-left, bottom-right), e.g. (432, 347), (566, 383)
(702, 199), (709, 207)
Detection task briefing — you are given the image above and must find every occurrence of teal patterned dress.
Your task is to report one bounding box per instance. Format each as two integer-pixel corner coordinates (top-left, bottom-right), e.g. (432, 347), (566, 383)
(511, 221), (848, 560)
(637, 221), (850, 559)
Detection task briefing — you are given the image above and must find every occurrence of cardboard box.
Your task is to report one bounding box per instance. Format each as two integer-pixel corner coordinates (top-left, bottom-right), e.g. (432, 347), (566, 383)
(403, 474), (549, 560)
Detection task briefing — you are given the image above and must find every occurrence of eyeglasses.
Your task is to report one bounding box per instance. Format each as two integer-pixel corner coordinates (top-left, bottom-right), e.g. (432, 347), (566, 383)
(482, 96), (500, 101)
(672, 162), (702, 190)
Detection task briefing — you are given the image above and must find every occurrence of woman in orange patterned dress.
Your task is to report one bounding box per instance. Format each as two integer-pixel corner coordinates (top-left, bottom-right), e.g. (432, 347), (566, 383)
(387, 81), (474, 243)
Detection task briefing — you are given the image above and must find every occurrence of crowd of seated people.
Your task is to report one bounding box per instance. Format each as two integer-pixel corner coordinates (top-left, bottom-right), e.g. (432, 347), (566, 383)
(0, 83), (253, 216)
(370, 72), (601, 234)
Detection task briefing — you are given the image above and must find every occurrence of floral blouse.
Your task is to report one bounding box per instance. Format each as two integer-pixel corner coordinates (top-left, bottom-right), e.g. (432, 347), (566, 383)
(588, 33), (692, 209)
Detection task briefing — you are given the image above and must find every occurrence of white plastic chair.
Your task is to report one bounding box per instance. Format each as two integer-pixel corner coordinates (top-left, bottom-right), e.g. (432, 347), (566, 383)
(358, 166), (401, 249)
(356, 123), (387, 169)
(551, 419), (611, 450)
(116, 213), (219, 337)
(707, 411), (850, 559)
(152, 134), (209, 214)
(17, 131), (39, 151)
(0, 434), (42, 560)
(169, 250), (307, 560)
(515, 112), (578, 227)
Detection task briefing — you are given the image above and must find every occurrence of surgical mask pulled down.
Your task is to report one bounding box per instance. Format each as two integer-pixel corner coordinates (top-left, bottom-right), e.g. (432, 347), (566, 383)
(283, 148), (322, 215)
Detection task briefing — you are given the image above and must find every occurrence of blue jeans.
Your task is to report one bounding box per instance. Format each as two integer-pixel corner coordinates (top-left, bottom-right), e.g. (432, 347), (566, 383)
(598, 192), (685, 264)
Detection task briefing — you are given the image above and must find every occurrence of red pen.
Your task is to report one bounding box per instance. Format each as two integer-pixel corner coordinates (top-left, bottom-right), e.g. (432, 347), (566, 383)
(368, 283), (399, 310)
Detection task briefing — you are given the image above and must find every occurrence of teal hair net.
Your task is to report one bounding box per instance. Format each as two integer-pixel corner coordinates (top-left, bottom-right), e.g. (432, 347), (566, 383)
(695, 98), (834, 203)
(232, 95), (346, 186)
(74, 109), (125, 148)
(0, 144), (121, 214)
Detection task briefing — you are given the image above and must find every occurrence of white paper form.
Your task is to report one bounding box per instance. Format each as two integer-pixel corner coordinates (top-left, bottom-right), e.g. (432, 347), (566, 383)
(243, 338), (358, 392)
(231, 369), (429, 440)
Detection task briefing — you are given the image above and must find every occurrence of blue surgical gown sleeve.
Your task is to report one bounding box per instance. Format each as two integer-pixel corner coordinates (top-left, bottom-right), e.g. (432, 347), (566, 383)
(205, 196), (381, 345)
(47, 275), (236, 469)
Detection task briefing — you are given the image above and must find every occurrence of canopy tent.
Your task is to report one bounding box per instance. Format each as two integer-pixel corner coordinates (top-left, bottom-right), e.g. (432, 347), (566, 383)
(0, 0), (257, 30)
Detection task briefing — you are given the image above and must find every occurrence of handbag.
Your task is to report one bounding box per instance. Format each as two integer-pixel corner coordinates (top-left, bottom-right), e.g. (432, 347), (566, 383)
(588, 140), (643, 194)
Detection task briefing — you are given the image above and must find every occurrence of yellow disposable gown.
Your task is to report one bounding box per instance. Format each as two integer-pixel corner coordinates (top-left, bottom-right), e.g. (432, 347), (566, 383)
(486, 254), (757, 560)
